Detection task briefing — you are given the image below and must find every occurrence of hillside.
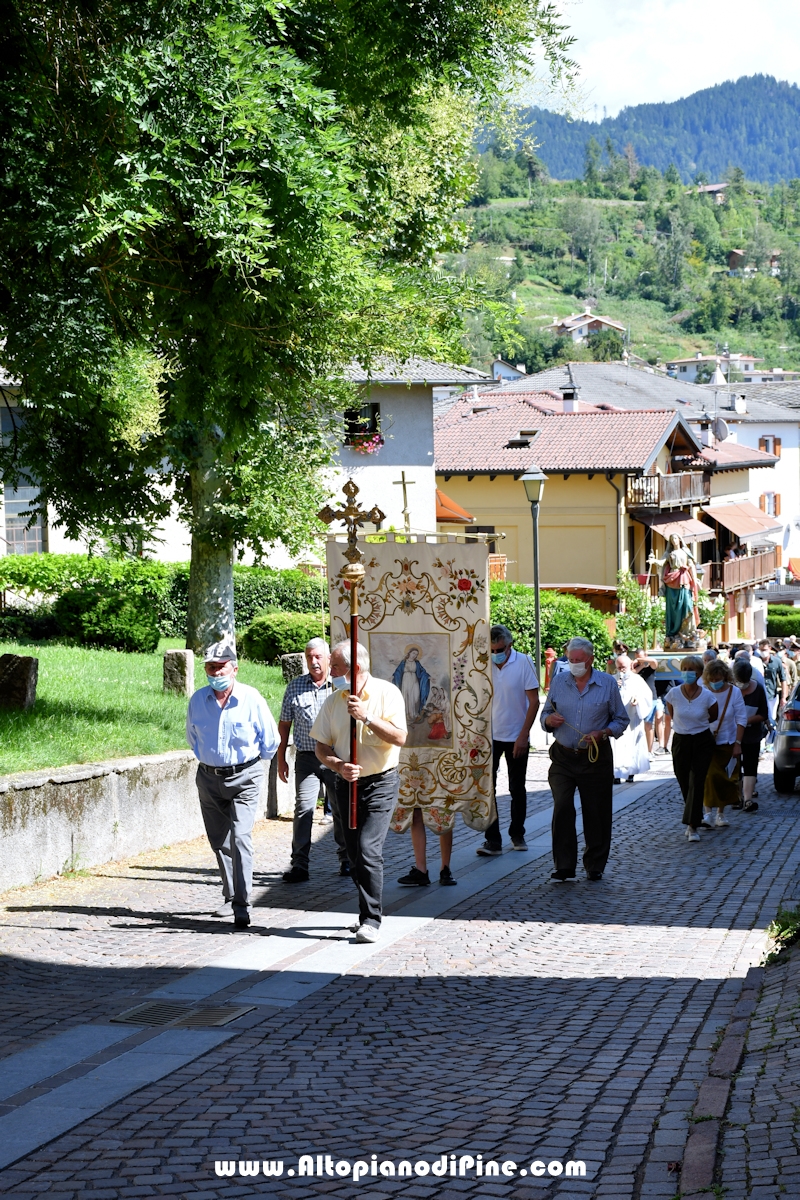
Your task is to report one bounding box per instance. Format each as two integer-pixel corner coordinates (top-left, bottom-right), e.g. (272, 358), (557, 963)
(527, 76), (800, 183)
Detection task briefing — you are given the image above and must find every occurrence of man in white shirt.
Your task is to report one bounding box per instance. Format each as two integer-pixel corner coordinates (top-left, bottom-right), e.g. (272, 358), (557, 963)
(476, 624), (540, 856)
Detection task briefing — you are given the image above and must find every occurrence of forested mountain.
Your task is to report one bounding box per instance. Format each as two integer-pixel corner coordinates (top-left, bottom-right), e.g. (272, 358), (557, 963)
(528, 76), (800, 183)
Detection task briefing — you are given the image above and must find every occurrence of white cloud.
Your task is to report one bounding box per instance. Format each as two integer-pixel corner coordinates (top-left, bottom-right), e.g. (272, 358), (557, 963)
(557, 0), (800, 116)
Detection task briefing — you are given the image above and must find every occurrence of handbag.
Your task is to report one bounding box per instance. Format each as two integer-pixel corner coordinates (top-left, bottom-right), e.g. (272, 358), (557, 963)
(713, 684), (739, 778)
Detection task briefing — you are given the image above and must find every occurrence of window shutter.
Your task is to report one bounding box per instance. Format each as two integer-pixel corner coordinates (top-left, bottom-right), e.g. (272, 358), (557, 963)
(775, 494), (782, 516)
(759, 494), (766, 511)
(774, 437), (782, 458)
(759, 436), (767, 453)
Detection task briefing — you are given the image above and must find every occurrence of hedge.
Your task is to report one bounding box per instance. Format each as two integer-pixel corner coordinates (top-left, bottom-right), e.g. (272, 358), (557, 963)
(239, 612), (330, 663)
(767, 613), (800, 638)
(0, 554), (327, 642)
(53, 583), (161, 653)
(489, 583), (614, 668)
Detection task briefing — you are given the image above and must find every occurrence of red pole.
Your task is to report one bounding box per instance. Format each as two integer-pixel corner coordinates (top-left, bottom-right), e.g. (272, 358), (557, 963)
(349, 591), (359, 830)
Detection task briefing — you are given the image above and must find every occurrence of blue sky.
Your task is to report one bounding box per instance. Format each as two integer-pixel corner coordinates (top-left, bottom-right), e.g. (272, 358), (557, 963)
(555, 0), (800, 116)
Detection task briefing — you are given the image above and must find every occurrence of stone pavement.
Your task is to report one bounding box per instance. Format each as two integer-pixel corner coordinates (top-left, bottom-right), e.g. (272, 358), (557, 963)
(0, 750), (797, 1199)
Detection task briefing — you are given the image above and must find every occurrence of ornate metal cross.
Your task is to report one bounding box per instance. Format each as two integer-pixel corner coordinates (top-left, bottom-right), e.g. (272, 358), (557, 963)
(318, 479), (385, 828)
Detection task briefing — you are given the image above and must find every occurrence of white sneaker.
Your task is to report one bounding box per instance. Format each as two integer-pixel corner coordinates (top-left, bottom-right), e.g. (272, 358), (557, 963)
(701, 813), (715, 830)
(686, 830), (700, 842)
(715, 812), (729, 827)
(355, 923), (380, 943)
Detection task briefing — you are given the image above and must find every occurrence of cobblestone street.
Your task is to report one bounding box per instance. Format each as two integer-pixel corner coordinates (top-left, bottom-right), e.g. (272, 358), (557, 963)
(0, 754), (798, 1199)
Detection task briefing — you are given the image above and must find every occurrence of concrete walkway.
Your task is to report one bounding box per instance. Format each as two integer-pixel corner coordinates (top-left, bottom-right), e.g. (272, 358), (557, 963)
(0, 753), (797, 1198)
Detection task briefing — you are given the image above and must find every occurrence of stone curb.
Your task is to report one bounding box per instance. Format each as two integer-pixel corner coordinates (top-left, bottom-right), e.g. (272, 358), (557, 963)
(679, 963), (764, 1197)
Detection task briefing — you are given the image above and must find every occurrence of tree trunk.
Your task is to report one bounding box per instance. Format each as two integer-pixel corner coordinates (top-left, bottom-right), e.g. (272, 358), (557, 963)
(185, 440), (235, 653)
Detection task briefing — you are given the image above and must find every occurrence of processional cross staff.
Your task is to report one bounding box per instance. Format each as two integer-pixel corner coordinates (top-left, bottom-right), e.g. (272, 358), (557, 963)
(318, 480), (385, 829)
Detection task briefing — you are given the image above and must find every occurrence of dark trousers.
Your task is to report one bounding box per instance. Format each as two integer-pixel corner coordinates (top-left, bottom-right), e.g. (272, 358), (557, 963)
(672, 730), (715, 828)
(484, 740), (530, 847)
(196, 761), (264, 917)
(290, 751), (346, 870)
(333, 769), (399, 928)
(548, 739), (613, 875)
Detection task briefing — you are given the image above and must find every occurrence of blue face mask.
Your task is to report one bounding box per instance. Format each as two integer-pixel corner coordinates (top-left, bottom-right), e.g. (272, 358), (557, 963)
(207, 672), (234, 691)
(331, 674), (349, 691)
(681, 670), (698, 685)
(708, 680), (726, 692)
(491, 651), (508, 665)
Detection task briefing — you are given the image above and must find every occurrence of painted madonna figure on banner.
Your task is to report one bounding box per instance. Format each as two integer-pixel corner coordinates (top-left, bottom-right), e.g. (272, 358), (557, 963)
(660, 533), (699, 649)
(326, 534), (493, 834)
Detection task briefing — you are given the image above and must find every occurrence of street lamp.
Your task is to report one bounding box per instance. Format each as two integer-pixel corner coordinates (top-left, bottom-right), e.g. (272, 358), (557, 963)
(520, 467), (547, 686)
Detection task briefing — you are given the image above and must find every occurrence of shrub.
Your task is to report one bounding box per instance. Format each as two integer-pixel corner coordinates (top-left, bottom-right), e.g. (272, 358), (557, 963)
(767, 612), (800, 638)
(239, 612), (329, 663)
(53, 583), (161, 653)
(490, 583), (613, 669)
(157, 563), (326, 637)
(0, 605), (60, 641)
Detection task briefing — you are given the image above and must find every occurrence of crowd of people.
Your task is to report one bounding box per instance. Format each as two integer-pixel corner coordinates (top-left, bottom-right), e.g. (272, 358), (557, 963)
(184, 625), (795, 937)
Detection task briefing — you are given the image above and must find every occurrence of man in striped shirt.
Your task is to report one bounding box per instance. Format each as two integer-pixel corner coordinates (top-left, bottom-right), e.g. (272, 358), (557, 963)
(279, 639), (349, 883)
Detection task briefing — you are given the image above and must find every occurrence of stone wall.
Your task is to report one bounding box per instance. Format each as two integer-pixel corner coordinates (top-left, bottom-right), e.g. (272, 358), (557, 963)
(0, 750), (274, 892)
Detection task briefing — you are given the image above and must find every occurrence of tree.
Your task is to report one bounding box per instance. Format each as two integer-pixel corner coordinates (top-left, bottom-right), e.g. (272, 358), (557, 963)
(584, 137), (602, 190)
(0, 0), (575, 649)
(588, 329), (624, 361)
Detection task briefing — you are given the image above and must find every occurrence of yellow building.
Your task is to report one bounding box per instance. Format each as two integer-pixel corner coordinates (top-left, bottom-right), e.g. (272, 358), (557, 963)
(435, 386), (780, 642)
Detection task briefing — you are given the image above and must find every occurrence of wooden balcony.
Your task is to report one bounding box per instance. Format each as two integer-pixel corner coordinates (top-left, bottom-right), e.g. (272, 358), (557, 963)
(705, 548), (778, 593)
(626, 472), (710, 510)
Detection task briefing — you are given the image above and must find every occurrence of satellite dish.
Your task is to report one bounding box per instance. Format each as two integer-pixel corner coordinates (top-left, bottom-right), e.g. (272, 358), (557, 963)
(712, 417), (729, 442)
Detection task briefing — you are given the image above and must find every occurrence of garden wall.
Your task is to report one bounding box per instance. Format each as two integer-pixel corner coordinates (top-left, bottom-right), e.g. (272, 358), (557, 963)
(0, 748), (296, 892)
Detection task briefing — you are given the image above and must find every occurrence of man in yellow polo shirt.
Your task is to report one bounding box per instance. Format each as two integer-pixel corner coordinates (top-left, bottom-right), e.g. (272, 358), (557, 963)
(311, 639), (407, 943)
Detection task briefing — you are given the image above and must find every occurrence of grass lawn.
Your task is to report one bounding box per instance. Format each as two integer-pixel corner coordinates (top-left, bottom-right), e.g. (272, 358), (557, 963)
(0, 638), (284, 776)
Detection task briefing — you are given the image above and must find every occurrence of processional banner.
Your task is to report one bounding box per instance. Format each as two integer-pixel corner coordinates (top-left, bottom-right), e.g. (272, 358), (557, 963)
(326, 533), (493, 834)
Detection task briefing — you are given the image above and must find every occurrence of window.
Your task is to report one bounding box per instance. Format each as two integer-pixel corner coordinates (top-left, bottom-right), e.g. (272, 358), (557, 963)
(3, 483), (47, 554)
(344, 403), (380, 444)
(760, 492), (781, 517)
(472, 525), (496, 553)
(679, 365), (687, 373)
(758, 435), (781, 458)
(0, 408), (48, 555)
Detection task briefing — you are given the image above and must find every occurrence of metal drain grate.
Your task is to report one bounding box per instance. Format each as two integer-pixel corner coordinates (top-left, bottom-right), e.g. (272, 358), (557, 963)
(112, 1001), (255, 1028)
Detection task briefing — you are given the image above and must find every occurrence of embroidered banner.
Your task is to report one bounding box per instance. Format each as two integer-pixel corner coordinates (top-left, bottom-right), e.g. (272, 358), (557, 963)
(326, 535), (493, 834)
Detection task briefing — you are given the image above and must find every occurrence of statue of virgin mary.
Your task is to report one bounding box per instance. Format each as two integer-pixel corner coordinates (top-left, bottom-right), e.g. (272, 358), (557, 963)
(659, 534), (699, 648)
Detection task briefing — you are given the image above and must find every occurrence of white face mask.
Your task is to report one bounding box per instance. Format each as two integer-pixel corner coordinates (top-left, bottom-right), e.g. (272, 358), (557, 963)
(331, 674), (349, 691)
(569, 661), (588, 677)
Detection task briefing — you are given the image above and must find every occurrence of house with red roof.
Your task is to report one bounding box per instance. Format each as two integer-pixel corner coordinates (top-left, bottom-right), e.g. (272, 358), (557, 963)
(434, 383), (779, 642)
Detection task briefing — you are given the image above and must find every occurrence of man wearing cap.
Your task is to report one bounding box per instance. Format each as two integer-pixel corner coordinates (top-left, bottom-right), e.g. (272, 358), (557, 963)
(186, 640), (279, 928)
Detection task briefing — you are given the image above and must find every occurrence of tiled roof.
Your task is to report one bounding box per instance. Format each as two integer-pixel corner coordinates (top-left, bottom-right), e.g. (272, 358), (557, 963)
(698, 442), (778, 471)
(434, 393), (699, 474)
(347, 357), (492, 386)
(494, 362), (796, 425)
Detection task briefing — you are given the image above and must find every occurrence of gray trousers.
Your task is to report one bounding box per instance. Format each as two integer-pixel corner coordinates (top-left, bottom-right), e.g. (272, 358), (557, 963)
(333, 769), (399, 928)
(196, 760), (264, 917)
(291, 751), (347, 870)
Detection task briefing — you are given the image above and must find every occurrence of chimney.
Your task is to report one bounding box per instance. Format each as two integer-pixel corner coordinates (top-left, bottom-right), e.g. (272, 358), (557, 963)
(732, 394), (747, 414)
(561, 386), (579, 412)
(515, 364), (527, 374)
(699, 414), (713, 447)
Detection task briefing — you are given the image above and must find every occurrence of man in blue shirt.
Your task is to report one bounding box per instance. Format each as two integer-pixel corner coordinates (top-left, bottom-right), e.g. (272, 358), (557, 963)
(186, 640), (279, 928)
(540, 636), (628, 883)
(278, 638), (348, 884)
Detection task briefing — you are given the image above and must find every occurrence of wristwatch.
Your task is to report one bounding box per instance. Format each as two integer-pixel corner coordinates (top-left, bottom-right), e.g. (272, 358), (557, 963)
(364, 715), (372, 728)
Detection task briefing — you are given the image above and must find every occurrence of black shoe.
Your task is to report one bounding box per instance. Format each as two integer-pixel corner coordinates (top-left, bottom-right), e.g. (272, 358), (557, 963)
(234, 912), (251, 929)
(439, 866), (457, 886)
(397, 866), (430, 887)
(338, 860), (351, 877)
(550, 869), (578, 882)
(586, 871), (603, 881)
(743, 800), (759, 812)
(476, 842), (502, 856)
(282, 866), (309, 883)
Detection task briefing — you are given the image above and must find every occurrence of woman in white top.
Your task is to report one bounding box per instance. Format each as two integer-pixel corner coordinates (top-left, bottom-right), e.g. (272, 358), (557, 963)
(665, 656), (718, 841)
(702, 658), (746, 827)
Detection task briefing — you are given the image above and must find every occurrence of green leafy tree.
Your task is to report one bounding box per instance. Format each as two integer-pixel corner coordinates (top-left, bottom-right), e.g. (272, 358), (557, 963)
(615, 571), (664, 650)
(0, 0), (575, 649)
(588, 329), (624, 361)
